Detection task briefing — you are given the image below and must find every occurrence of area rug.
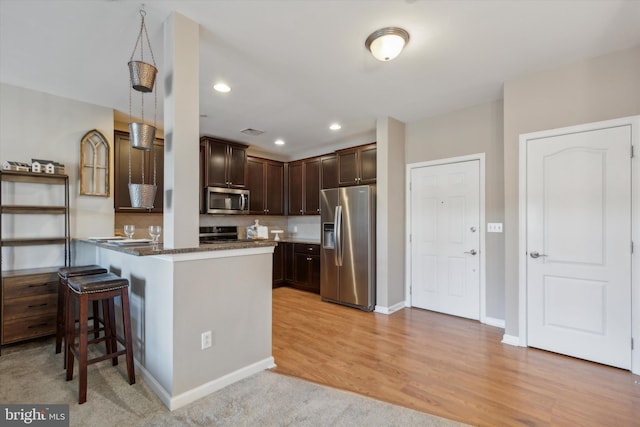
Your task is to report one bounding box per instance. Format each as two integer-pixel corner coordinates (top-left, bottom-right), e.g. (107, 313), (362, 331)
(0, 339), (469, 426)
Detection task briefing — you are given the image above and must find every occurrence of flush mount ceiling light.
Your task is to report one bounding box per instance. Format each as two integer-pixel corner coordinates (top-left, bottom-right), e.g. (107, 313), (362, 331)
(365, 27), (410, 61)
(274, 139), (285, 146)
(329, 123), (342, 131)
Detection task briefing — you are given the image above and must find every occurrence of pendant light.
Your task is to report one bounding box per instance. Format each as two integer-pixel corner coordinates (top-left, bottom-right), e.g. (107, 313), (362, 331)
(127, 5), (158, 209)
(365, 27), (410, 61)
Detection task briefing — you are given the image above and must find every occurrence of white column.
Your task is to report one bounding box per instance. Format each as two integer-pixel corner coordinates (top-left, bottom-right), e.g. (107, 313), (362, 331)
(376, 116), (406, 312)
(163, 12), (199, 249)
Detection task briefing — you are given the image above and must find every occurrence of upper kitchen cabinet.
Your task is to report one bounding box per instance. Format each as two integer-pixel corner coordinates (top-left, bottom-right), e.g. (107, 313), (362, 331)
(320, 154), (338, 189)
(114, 130), (164, 213)
(200, 136), (248, 189)
(247, 156), (284, 215)
(288, 157), (321, 216)
(336, 143), (376, 186)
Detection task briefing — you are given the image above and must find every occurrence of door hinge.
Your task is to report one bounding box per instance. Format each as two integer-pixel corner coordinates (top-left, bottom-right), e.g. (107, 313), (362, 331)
(409, 234), (412, 243)
(632, 241), (634, 254)
(632, 337), (634, 350)
(632, 145), (635, 158)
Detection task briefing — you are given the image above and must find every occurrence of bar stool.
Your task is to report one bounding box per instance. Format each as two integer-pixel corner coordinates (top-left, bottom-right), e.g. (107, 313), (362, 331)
(65, 272), (135, 404)
(56, 265), (108, 368)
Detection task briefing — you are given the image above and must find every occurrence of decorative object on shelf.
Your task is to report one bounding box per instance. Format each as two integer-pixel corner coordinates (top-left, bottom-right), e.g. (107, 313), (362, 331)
(271, 230), (284, 241)
(127, 5), (158, 209)
(2, 161), (30, 172)
(79, 130), (110, 196)
(31, 159), (65, 174)
(365, 27), (410, 61)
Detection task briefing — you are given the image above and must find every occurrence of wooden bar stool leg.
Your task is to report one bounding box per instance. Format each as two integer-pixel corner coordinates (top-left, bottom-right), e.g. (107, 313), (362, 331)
(101, 299), (112, 359)
(65, 292), (75, 382)
(55, 280), (65, 354)
(78, 294), (89, 405)
(92, 301), (100, 339)
(120, 289), (136, 385)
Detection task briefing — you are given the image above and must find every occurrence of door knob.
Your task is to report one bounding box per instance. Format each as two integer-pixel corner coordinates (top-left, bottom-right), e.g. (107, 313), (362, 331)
(464, 249), (477, 255)
(530, 251), (547, 259)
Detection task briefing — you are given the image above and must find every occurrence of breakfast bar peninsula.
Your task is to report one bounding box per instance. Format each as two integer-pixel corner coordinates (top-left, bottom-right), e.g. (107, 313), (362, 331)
(75, 238), (277, 410)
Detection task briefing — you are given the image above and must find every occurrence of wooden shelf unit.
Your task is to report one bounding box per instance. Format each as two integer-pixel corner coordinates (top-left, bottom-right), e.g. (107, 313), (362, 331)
(0, 170), (71, 352)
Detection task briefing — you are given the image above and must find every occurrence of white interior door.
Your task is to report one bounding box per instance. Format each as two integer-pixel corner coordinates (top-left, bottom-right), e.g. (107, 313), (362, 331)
(410, 160), (480, 320)
(526, 125), (632, 369)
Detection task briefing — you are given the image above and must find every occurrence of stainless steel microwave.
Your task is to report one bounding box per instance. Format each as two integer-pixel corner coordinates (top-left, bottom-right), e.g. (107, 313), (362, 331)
(205, 187), (249, 214)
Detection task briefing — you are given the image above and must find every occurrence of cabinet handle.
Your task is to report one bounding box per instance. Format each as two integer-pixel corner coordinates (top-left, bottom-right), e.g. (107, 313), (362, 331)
(307, 257), (312, 261)
(300, 209), (303, 213)
(28, 303), (48, 308)
(28, 323), (49, 329)
(28, 283), (48, 288)
(308, 248), (313, 251)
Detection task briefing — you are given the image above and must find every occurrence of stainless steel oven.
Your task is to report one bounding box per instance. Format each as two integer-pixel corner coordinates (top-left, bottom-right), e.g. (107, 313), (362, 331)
(205, 187), (249, 214)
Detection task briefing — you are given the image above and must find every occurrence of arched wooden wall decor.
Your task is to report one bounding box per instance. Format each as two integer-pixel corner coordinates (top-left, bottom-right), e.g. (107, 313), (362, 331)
(80, 129), (110, 196)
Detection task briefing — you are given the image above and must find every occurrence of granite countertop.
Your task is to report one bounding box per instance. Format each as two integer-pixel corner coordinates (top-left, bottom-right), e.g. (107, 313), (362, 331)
(279, 237), (321, 245)
(80, 239), (277, 257)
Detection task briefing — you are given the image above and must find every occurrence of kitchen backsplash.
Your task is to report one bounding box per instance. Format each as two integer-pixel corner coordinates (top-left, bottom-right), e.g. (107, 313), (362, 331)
(115, 213), (321, 241)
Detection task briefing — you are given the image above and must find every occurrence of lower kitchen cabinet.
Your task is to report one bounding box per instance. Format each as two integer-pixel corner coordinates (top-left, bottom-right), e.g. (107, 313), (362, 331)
(1, 269), (58, 348)
(272, 242), (285, 287)
(273, 242), (320, 294)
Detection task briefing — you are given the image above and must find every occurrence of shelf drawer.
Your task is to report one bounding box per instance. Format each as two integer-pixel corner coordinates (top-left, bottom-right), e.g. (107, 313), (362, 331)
(293, 243), (319, 256)
(2, 272), (58, 299)
(2, 314), (56, 344)
(3, 293), (57, 321)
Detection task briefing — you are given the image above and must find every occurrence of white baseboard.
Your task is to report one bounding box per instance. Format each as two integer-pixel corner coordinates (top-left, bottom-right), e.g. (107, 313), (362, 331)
(374, 301), (405, 315)
(135, 357), (276, 411)
(483, 317), (505, 329)
(501, 334), (521, 346)
(134, 361), (172, 409)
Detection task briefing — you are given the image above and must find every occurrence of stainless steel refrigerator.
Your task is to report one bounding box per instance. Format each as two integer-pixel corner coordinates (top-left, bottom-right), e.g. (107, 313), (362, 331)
(320, 185), (375, 311)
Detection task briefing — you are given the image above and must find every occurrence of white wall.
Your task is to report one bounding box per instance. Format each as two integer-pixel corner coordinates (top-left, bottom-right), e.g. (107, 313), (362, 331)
(406, 99), (505, 320)
(503, 44), (640, 336)
(0, 83), (115, 269)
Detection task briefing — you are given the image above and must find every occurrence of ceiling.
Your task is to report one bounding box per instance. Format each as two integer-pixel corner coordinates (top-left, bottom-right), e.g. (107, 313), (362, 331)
(1, 0), (639, 160)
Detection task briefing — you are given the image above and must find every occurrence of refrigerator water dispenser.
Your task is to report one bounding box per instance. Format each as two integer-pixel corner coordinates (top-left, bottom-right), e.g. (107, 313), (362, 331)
(323, 223), (335, 249)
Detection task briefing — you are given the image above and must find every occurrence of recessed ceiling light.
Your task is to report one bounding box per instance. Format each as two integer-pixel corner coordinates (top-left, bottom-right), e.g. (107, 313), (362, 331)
(213, 83), (231, 93)
(329, 123), (342, 131)
(274, 139), (285, 146)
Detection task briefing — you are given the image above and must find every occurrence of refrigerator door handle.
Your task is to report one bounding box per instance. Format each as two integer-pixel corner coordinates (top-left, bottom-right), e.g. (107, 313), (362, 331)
(335, 205), (342, 266)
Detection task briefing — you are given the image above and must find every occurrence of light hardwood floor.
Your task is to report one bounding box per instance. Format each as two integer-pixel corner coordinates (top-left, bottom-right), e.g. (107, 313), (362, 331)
(272, 287), (640, 427)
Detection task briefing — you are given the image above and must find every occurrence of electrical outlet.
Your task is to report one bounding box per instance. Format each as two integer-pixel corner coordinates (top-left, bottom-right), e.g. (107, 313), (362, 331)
(487, 223), (503, 233)
(201, 331), (212, 350)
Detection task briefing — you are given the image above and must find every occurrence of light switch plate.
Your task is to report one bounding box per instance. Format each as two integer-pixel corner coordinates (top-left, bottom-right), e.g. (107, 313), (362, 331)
(487, 223), (503, 233)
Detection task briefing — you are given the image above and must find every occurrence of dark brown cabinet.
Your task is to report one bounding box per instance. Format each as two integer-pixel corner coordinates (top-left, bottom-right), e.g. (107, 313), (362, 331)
(288, 157), (321, 216)
(320, 154), (338, 189)
(284, 242), (295, 283)
(272, 242), (285, 287)
(114, 130), (164, 213)
(337, 143), (376, 186)
(200, 136), (247, 189)
(1, 270), (58, 346)
(247, 156), (284, 215)
(291, 243), (320, 294)
(273, 242), (320, 294)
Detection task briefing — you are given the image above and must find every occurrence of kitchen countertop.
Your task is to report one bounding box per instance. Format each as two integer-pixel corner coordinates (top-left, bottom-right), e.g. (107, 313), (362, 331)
(79, 239), (277, 257)
(278, 237), (321, 245)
